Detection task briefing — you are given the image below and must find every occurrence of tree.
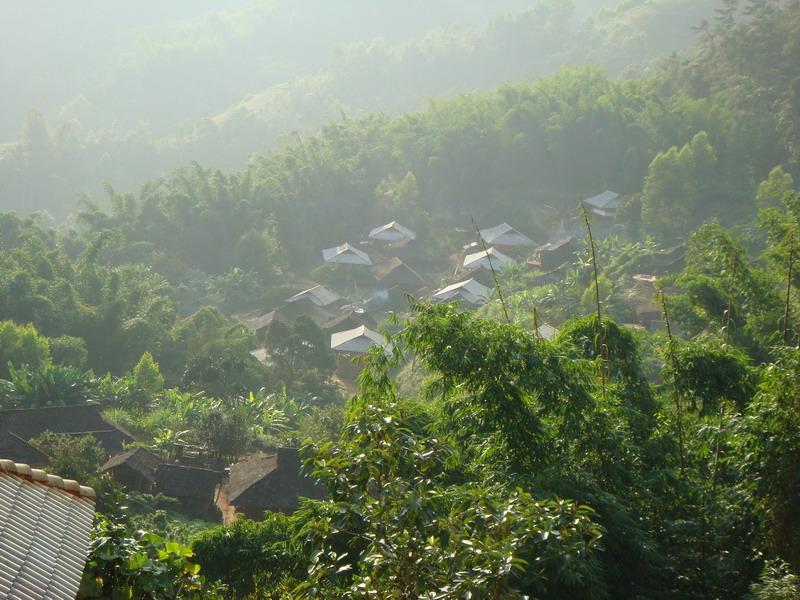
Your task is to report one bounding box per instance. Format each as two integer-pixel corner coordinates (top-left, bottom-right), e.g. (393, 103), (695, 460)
(194, 406), (256, 462)
(0, 320), (50, 378)
(266, 316), (336, 387)
(192, 515), (302, 598)
(641, 132), (721, 239)
(736, 348), (800, 570)
(126, 351), (165, 412)
(49, 335), (89, 369)
(300, 396), (601, 598)
(29, 431), (104, 482)
(756, 166), (795, 206)
(28, 432), (123, 513)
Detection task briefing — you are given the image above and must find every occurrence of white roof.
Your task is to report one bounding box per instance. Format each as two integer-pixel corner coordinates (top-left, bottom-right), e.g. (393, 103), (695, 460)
(369, 221), (416, 242)
(330, 326), (389, 354)
(463, 247), (514, 272)
(0, 459), (95, 599)
(322, 243), (372, 265)
(286, 285), (340, 307)
(432, 278), (491, 306)
(583, 191), (621, 210)
(478, 223), (534, 247)
(250, 348), (270, 364)
(537, 323), (559, 340)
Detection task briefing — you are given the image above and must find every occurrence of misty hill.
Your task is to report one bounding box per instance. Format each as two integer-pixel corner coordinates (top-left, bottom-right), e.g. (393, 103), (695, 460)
(0, 0), (720, 219)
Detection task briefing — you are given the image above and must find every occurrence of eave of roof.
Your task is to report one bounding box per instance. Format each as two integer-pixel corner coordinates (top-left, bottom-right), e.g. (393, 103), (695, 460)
(0, 458), (95, 500)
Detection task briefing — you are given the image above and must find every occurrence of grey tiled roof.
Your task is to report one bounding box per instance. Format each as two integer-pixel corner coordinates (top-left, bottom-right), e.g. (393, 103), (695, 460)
(0, 458), (95, 599)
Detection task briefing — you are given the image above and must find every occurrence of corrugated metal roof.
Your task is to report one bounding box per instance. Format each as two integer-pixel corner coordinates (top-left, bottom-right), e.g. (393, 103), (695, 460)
(534, 237), (575, 253)
(0, 459), (95, 599)
(236, 311), (278, 333)
(330, 326), (389, 354)
(463, 247), (514, 272)
(286, 285), (340, 307)
(369, 221), (416, 242)
(478, 223), (534, 247)
(432, 279), (491, 306)
(322, 243), (372, 265)
(583, 191), (621, 210)
(537, 323), (559, 341)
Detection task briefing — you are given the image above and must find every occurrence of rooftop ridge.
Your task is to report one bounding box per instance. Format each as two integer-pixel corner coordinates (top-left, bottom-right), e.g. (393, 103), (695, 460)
(0, 458), (95, 500)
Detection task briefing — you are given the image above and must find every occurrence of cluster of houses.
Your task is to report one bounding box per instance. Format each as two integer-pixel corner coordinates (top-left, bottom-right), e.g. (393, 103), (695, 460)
(238, 191), (686, 367)
(0, 192), (689, 531)
(0, 404), (322, 524)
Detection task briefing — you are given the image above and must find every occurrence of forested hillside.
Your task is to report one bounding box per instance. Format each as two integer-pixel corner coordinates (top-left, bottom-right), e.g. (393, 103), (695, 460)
(2, 1), (800, 598)
(0, 0), (722, 218)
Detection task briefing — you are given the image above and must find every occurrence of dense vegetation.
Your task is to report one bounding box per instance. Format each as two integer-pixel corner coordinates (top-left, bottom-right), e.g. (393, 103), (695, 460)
(0, 0), (721, 217)
(2, 0), (800, 597)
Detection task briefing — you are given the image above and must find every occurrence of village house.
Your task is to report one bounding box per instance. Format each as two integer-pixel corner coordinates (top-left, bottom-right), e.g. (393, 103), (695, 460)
(537, 322), (559, 341)
(322, 242), (372, 266)
(635, 303), (665, 331)
(432, 278), (491, 306)
(478, 223), (535, 252)
(583, 191), (622, 218)
(371, 257), (427, 290)
(0, 405), (135, 466)
(100, 447), (161, 493)
(462, 246), (514, 273)
(348, 284), (414, 315)
(237, 298), (337, 339)
(226, 448), (326, 521)
(369, 221), (416, 243)
(154, 463), (222, 518)
(236, 311), (279, 339)
(250, 348), (270, 365)
(321, 309), (378, 334)
(530, 237), (578, 271)
(652, 243), (686, 274)
(330, 325), (389, 355)
(286, 285), (341, 309)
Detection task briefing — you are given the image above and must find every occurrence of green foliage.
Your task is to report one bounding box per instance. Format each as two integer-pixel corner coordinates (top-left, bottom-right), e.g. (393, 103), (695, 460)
(266, 316), (335, 383)
(669, 222), (782, 354)
(79, 515), (223, 599)
(30, 431), (104, 481)
(0, 362), (101, 409)
(0, 319), (50, 378)
(748, 560), (800, 600)
(28, 432), (124, 514)
(668, 339), (754, 414)
(756, 166), (795, 206)
(401, 302), (594, 471)
(49, 335), (89, 368)
(301, 399), (602, 598)
(133, 352), (165, 398)
(736, 348), (800, 570)
(0, 4), (799, 597)
(120, 351), (167, 413)
(641, 131), (727, 238)
(192, 515), (302, 598)
(126, 493), (218, 545)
